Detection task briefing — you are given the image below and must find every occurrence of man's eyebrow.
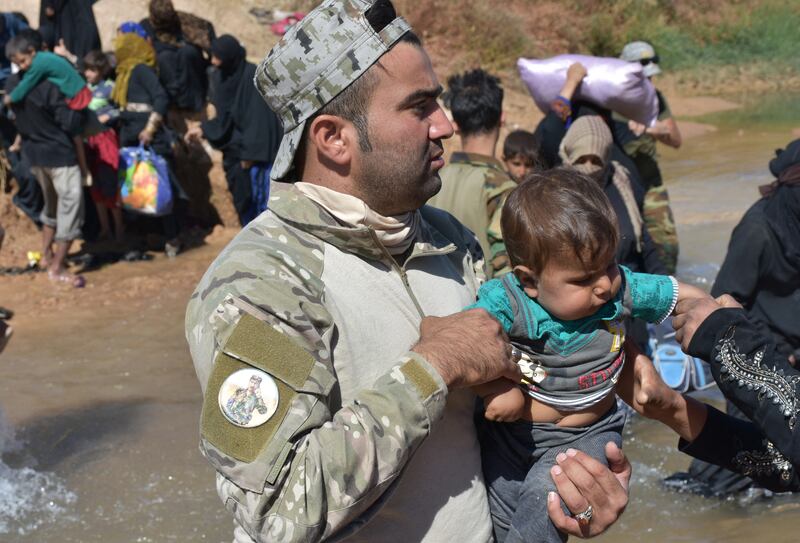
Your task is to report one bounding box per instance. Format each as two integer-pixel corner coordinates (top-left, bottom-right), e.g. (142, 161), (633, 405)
(397, 85), (443, 109)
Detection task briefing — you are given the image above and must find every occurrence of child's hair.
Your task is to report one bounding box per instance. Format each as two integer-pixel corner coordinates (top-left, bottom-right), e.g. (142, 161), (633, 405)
(83, 50), (112, 78)
(501, 167), (619, 275)
(443, 69), (503, 137)
(4, 33), (38, 59)
(503, 130), (542, 166)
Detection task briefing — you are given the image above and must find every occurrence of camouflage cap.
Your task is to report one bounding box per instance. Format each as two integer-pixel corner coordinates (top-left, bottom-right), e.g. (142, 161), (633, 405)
(254, 0), (412, 180)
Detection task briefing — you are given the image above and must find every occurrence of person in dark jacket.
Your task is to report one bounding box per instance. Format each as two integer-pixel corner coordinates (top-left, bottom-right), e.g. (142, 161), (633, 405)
(712, 139), (800, 363)
(39, 0), (100, 60)
(184, 35), (282, 225)
(7, 71), (85, 286)
(665, 138), (800, 500)
(113, 22), (186, 256)
(140, 0), (212, 114)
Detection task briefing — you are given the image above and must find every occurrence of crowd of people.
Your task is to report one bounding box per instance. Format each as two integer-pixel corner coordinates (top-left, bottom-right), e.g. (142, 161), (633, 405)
(182, 1), (800, 543)
(2, 0), (800, 542)
(0, 0), (283, 287)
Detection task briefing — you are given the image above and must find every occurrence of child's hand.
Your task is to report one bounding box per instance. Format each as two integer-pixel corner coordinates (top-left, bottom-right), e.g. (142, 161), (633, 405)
(675, 281), (708, 306)
(478, 379), (527, 422)
(617, 341), (680, 420)
(3, 95), (11, 107)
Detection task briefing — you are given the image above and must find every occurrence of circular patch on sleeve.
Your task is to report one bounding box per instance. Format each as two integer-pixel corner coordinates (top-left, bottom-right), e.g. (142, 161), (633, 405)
(218, 368), (280, 428)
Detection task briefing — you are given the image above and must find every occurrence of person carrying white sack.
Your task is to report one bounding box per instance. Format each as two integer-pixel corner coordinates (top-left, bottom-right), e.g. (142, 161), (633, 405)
(612, 41), (682, 274)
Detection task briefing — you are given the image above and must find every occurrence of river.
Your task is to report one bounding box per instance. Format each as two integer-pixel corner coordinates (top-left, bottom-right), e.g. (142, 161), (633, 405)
(1, 98), (799, 542)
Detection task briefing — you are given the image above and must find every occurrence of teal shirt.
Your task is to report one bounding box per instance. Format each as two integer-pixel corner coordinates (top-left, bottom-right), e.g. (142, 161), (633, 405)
(468, 266), (677, 407)
(9, 51), (86, 103)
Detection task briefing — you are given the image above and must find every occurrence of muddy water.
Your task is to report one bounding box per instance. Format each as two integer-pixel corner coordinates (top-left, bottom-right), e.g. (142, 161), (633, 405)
(2, 101), (800, 542)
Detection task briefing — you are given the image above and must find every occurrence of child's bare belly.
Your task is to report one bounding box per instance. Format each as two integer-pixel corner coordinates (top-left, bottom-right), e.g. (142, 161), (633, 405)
(522, 393), (616, 427)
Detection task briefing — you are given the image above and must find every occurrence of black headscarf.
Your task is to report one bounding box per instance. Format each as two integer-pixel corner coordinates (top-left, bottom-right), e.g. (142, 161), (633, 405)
(209, 35), (246, 116)
(762, 140), (800, 268)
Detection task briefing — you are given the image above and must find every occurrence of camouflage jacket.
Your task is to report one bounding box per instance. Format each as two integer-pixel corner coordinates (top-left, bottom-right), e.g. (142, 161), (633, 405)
(185, 182), (493, 542)
(428, 152), (517, 277)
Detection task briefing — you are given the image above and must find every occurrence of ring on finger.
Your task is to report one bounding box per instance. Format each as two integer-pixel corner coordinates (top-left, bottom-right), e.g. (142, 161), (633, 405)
(573, 504), (593, 527)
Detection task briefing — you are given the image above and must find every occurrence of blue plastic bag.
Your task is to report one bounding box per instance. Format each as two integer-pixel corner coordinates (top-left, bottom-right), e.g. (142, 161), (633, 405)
(118, 145), (174, 216)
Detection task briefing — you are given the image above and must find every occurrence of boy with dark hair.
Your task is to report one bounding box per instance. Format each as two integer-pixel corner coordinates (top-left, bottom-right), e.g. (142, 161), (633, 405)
(471, 169), (706, 542)
(4, 33), (91, 179)
(429, 68), (517, 277)
(502, 129), (541, 183)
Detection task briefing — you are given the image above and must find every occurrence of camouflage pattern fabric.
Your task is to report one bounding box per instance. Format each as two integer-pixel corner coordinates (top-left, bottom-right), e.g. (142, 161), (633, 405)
(643, 184), (679, 274)
(428, 152), (517, 277)
(253, 0), (411, 180)
(185, 182), (486, 542)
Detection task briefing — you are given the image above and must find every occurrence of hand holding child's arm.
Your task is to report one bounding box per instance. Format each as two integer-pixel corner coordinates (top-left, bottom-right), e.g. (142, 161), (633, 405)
(474, 379), (527, 422)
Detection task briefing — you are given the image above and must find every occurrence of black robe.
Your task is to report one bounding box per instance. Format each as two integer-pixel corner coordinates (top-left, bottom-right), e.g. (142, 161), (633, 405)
(680, 308), (800, 492)
(139, 19), (208, 112)
(202, 61), (282, 223)
(40, 0), (101, 59)
(711, 192), (800, 361)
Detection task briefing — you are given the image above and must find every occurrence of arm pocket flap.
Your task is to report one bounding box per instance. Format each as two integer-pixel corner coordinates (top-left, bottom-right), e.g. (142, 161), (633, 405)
(221, 313), (316, 391)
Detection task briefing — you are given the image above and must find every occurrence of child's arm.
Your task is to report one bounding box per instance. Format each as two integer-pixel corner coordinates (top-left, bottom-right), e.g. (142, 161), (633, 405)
(8, 58), (48, 103)
(474, 379), (527, 422)
(617, 342), (708, 442)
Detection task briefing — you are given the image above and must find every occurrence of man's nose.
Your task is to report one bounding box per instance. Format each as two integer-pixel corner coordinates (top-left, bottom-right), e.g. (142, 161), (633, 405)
(430, 105), (454, 140)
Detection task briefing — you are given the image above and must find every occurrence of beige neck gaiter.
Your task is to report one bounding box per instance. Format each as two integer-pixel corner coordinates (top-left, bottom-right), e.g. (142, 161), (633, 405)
(295, 182), (421, 255)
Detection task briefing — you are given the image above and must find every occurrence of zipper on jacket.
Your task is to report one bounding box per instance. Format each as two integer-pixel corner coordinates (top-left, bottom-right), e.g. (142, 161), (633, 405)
(368, 229), (426, 319)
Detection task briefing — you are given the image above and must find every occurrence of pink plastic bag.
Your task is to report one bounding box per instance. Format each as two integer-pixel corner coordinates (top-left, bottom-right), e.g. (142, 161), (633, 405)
(517, 54), (659, 126)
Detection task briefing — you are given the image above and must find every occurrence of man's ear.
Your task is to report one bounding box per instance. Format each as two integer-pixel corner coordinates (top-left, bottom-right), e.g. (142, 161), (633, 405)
(451, 119), (460, 135)
(513, 265), (538, 298)
(306, 114), (354, 168)
(500, 110), (506, 127)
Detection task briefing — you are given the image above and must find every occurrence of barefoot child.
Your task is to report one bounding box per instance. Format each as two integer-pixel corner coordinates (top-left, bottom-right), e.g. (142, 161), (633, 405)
(4, 34), (93, 179)
(471, 169), (706, 542)
(83, 50), (124, 243)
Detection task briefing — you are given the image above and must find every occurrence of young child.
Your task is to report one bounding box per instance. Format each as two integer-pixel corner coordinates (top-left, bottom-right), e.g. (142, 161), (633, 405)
(4, 34), (92, 178)
(502, 129), (541, 183)
(83, 50), (124, 243)
(471, 169), (706, 542)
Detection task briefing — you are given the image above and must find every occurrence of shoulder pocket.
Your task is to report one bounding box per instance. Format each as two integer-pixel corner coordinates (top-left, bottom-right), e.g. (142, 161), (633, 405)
(200, 312), (320, 492)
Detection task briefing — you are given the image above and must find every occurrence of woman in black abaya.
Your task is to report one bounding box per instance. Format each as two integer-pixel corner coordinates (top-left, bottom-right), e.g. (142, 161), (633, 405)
(185, 35), (282, 225)
(39, 0), (100, 59)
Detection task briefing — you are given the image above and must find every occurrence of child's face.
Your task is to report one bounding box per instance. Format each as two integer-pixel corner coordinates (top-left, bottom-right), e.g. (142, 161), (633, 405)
(10, 51), (35, 72)
(518, 255), (621, 321)
(84, 68), (101, 85)
(503, 155), (534, 184)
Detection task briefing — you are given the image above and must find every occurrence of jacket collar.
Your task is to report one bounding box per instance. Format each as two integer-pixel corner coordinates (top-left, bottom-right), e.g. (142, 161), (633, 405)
(268, 182), (456, 263)
(449, 152), (507, 173)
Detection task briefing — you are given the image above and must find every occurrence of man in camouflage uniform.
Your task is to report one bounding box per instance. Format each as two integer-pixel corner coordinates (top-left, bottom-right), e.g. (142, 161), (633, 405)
(429, 69), (517, 278)
(186, 1), (632, 541)
(616, 41), (683, 274)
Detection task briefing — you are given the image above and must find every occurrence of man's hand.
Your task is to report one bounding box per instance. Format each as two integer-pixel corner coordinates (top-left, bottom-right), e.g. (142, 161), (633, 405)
(559, 62), (588, 102)
(548, 443), (630, 538)
(412, 309), (522, 389)
(628, 120), (646, 137)
(673, 294), (741, 350)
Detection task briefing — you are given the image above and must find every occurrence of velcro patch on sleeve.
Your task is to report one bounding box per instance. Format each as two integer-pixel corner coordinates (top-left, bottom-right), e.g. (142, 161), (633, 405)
(400, 358), (440, 400)
(202, 352), (295, 463)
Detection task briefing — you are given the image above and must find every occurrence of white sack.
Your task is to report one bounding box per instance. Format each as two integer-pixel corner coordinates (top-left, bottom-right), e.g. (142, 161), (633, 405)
(517, 54), (659, 126)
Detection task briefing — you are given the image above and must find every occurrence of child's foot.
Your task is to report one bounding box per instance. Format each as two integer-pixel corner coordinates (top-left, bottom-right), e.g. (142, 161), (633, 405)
(165, 239), (181, 259)
(0, 320), (12, 354)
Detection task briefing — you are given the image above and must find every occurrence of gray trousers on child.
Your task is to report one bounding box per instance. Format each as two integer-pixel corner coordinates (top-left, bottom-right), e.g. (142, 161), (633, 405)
(476, 403), (626, 543)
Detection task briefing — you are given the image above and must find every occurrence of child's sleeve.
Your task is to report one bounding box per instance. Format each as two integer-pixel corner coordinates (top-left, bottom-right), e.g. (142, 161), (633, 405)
(465, 278), (515, 333)
(623, 266), (678, 324)
(8, 59), (47, 103)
